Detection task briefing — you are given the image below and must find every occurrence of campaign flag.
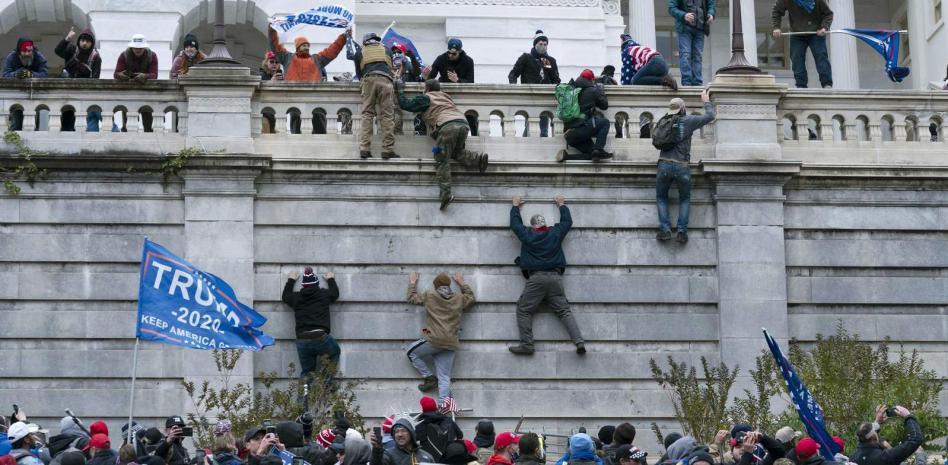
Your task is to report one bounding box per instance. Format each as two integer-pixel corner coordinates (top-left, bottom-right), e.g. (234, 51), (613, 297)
(136, 238), (274, 351)
(382, 26), (426, 68)
(837, 29), (910, 82)
(270, 5), (354, 40)
(763, 329), (837, 461)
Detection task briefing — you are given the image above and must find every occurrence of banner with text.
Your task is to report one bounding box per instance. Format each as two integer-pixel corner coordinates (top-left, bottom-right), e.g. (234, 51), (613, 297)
(136, 239), (274, 351)
(270, 5), (353, 41)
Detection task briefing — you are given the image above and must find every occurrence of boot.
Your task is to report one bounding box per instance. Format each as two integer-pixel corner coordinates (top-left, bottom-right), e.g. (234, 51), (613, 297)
(360, 150), (373, 159)
(508, 344), (535, 355)
(440, 195), (455, 211)
(656, 230), (673, 241)
(417, 375), (438, 392)
(478, 153), (489, 173)
(381, 152), (400, 159)
(661, 75), (679, 91)
(556, 149), (567, 163)
(576, 343), (587, 355)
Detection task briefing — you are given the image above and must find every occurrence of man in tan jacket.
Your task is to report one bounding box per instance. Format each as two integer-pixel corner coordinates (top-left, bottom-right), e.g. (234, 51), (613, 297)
(406, 271), (475, 403)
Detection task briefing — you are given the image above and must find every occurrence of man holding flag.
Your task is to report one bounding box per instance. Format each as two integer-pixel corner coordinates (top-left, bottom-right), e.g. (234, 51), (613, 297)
(772, 0), (834, 88)
(267, 24), (348, 82)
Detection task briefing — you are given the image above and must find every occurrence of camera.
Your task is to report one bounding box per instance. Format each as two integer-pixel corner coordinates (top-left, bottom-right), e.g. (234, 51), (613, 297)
(181, 427), (193, 437)
(885, 407), (898, 417)
(263, 419), (276, 435)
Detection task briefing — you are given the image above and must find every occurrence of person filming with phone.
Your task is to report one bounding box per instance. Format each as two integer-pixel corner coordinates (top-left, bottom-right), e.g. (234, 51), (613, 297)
(852, 405), (923, 465)
(156, 416), (191, 465)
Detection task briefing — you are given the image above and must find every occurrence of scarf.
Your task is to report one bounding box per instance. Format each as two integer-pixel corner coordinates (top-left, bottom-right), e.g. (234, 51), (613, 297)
(435, 286), (454, 299)
(793, 0), (816, 12)
(532, 226), (550, 233)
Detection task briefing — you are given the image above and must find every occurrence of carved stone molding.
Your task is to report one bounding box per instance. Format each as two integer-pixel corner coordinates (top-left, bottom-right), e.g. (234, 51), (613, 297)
(188, 97), (251, 113)
(358, 0), (600, 5)
(715, 103), (778, 120)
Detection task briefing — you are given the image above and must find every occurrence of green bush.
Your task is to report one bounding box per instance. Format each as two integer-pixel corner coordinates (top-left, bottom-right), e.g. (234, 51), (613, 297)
(649, 356), (738, 444)
(182, 349), (364, 448)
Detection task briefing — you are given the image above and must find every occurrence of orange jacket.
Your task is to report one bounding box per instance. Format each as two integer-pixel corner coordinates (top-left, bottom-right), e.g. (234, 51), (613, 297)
(268, 28), (346, 81)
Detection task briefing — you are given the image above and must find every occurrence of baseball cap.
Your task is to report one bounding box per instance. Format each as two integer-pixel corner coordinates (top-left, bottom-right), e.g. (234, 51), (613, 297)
(7, 422), (39, 443)
(795, 438), (819, 459)
(775, 426), (800, 444)
(666, 98), (686, 116)
(494, 432), (520, 451)
(244, 426), (265, 443)
(165, 416), (186, 428)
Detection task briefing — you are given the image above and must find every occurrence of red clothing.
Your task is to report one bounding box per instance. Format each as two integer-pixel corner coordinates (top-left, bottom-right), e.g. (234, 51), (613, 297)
(268, 28), (346, 81)
(487, 455), (514, 465)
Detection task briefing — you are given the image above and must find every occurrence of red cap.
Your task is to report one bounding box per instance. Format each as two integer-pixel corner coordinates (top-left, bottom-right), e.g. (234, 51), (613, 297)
(393, 43), (407, 54)
(382, 415), (395, 433)
(579, 69), (595, 80)
(266, 51), (276, 60)
(795, 438), (819, 459)
(832, 436), (845, 452)
(464, 439), (477, 455)
(495, 432), (520, 451)
(90, 421), (109, 436)
(18, 40), (33, 53)
(420, 396), (438, 413)
(90, 434), (111, 450)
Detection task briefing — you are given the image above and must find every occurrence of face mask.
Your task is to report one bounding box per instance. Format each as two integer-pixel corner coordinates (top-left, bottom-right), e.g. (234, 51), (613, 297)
(185, 49), (197, 58)
(534, 44), (547, 55)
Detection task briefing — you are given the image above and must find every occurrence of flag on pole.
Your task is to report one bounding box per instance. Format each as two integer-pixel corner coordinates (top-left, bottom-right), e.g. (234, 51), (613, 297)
(763, 329), (837, 461)
(136, 238), (275, 351)
(269, 5), (354, 41)
(837, 29), (910, 82)
(381, 26), (426, 68)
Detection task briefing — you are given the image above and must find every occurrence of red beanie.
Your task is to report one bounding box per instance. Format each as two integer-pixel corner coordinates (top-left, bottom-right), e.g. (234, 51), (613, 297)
(90, 434), (110, 450)
(382, 415), (395, 433)
(579, 69), (595, 80)
(316, 429), (335, 448)
(18, 40), (33, 53)
(464, 439), (477, 455)
(90, 421), (109, 436)
(420, 396), (437, 413)
(795, 438), (819, 459)
(832, 436), (845, 452)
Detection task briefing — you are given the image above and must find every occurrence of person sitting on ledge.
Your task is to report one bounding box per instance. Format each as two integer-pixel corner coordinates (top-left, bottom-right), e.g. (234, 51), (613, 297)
(558, 69), (613, 163)
(620, 34), (677, 90)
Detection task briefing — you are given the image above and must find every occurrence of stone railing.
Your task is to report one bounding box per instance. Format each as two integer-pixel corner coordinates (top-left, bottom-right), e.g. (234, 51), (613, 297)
(1, 69), (946, 165)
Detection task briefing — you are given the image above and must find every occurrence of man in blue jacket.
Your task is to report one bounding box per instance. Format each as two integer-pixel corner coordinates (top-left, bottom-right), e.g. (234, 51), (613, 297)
(668, 0), (715, 86)
(508, 194), (585, 356)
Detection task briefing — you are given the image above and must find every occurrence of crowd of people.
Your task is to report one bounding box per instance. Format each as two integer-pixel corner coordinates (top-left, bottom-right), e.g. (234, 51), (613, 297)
(1, 401), (928, 465)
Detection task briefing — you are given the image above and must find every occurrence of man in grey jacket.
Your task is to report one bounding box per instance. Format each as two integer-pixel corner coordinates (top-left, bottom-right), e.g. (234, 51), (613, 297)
(655, 88), (714, 244)
(370, 419), (435, 465)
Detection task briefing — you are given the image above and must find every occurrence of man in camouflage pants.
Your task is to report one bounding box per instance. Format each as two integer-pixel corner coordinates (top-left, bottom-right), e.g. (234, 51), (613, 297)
(398, 79), (488, 210)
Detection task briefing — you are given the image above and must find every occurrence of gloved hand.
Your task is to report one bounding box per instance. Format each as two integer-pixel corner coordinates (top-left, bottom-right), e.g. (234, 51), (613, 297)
(15, 69), (32, 79)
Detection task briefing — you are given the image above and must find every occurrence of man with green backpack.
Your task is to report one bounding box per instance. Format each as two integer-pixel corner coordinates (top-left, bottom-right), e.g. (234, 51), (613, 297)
(652, 88), (714, 243)
(555, 69), (613, 162)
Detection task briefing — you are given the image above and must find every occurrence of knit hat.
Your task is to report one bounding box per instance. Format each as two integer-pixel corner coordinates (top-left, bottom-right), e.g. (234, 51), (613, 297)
(18, 40), (33, 53)
(447, 38), (463, 51)
(315, 429), (335, 448)
(214, 420), (232, 436)
(569, 433), (595, 456)
(183, 34), (199, 49)
(90, 434), (110, 450)
(667, 97), (686, 116)
(90, 421), (108, 437)
(59, 451), (86, 465)
(301, 267), (318, 287)
(795, 438), (819, 459)
(831, 436), (845, 453)
(663, 432), (682, 450)
(688, 451), (715, 465)
(775, 427), (799, 444)
(141, 428), (164, 446)
(602, 65), (616, 76)
(433, 273), (451, 288)
(294, 37), (309, 49)
(613, 423), (636, 446)
(381, 415), (395, 434)
(494, 432), (519, 451)
(420, 396), (438, 413)
(598, 426), (616, 446)
(441, 441), (478, 465)
(615, 445), (647, 464)
(533, 30), (548, 46)
(363, 33), (381, 45)
(579, 69), (595, 81)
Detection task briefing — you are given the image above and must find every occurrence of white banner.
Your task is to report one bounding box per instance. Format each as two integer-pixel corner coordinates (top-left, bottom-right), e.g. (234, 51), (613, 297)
(270, 5), (354, 41)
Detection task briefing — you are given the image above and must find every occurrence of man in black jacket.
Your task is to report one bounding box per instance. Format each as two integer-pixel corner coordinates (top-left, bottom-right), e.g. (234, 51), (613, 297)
(283, 266), (341, 384)
(427, 38), (474, 83)
(370, 419), (434, 465)
(559, 70), (612, 163)
(509, 30), (560, 137)
(155, 416), (190, 465)
(415, 397), (464, 462)
(852, 405), (922, 465)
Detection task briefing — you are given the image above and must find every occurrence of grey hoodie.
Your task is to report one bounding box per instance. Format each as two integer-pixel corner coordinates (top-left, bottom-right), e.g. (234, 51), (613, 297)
(666, 436), (700, 463)
(371, 419), (434, 465)
(658, 102), (715, 164)
(344, 438), (372, 465)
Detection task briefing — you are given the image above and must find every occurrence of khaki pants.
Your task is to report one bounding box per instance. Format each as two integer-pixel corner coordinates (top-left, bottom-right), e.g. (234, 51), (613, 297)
(359, 75), (396, 152)
(436, 122), (481, 202)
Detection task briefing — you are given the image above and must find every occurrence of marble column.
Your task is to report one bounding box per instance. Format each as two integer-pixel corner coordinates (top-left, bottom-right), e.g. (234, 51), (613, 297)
(627, 0), (657, 48)
(829, 0), (859, 89)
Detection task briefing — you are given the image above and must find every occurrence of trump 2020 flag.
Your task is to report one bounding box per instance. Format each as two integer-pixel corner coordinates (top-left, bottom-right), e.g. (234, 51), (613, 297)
(136, 238), (274, 351)
(270, 5), (354, 41)
(763, 329), (837, 461)
(837, 29), (910, 82)
(382, 26), (426, 68)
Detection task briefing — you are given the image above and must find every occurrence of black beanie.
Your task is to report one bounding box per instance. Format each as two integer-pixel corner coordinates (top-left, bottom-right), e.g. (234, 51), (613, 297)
(663, 432), (683, 450)
(598, 426), (616, 445)
(533, 30), (548, 46)
(613, 423), (636, 446)
(183, 34), (198, 49)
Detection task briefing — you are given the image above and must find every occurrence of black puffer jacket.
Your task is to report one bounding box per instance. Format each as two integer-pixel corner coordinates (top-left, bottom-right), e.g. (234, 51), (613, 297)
(282, 278), (339, 336)
(508, 49), (560, 84)
(851, 417), (923, 465)
(564, 77), (608, 130)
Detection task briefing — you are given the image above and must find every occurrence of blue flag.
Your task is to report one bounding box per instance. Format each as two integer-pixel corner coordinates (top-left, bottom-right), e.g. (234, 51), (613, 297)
(838, 29), (910, 82)
(763, 329), (837, 461)
(136, 239), (275, 351)
(381, 26), (426, 68)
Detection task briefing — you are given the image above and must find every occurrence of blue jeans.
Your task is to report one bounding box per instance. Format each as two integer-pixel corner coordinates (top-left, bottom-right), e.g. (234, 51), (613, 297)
(296, 335), (341, 383)
(677, 28), (705, 86)
(656, 160), (692, 233)
(789, 35), (832, 88)
(565, 116), (609, 154)
(631, 56), (669, 86)
(86, 111), (101, 132)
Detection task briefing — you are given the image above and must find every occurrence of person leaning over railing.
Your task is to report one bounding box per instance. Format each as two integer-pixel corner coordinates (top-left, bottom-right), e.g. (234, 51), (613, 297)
(3, 38), (49, 131)
(114, 34), (158, 83)
(509, 30), (560, 138)
(53, 27), (102, 131)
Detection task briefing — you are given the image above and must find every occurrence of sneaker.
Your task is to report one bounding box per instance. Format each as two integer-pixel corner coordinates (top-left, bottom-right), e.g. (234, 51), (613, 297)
(439, 195), (455, 211)
(822, 84), (833, 89)
(417, 375), (438, 392)
(676, 231), (689, 243)
(656, 230), (672, 241)
(381, 152), (400, 159)
(576, 343), (587, 355)
(508, 344), (535, 355)
(359, 150), (372, 159)
(661, 75), (679, 91)
(478, 153), (489, 173)
(591, 149), (614, 162)
(556, 149), (568, 163)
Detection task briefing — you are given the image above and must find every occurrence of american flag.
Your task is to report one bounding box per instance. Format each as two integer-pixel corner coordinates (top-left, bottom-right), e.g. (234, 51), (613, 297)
(439, 397), (461, 415)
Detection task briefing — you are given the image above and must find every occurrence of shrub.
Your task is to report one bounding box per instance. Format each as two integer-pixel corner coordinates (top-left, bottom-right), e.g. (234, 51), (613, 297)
(649, 356), (738, 444)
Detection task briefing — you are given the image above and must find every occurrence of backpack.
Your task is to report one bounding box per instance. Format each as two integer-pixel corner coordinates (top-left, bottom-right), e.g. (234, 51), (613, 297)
(554, 83), (584, 123)
(651, 114), (683, 150)
(420, 420), (457, 462)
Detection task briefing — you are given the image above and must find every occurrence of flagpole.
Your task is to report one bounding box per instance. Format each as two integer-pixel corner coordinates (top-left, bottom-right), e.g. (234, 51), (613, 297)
(127, 337), (140, 445)
(382, 20), (396, 37)
(780, 30), (909, 36)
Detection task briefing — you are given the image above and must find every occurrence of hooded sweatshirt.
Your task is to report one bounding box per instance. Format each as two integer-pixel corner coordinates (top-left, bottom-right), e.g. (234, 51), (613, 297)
(344, 438), (372, 465)
(407, 281), (475, 350)
(282, 277), (340, 336)
(54, 29), (100, 78)
(371, 419), (434, 465)
(48, 418), (90, 458)
(556, 434), (603, 465)
(3, 38), (49, 78)
(665, 437), (700, 464)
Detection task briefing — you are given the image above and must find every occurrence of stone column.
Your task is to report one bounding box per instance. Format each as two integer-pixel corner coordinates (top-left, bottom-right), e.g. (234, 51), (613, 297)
(627, 0), (657, 48)
(709, 74), (784, 159)
(179, 66), (260, 152)
(829, 0), (859, 89)
(701, 160), (800, 382)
